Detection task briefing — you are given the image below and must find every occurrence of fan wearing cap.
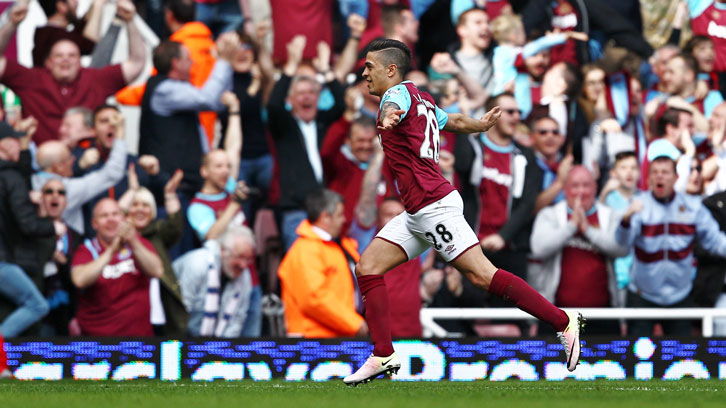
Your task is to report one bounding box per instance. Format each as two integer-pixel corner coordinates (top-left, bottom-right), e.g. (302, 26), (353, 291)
(615, 147), (726, 336)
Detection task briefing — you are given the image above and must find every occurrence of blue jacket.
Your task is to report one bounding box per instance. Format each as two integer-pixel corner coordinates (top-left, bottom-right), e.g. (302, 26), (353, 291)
(615, 192), (726, 305)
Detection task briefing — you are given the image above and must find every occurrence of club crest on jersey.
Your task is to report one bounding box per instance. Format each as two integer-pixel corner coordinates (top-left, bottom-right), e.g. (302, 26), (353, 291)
(118, 247), (132, 260)
(384, 88), (401, 98)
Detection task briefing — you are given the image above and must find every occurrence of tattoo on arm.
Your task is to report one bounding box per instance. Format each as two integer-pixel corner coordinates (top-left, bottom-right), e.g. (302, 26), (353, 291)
(381, 101), (401, 117)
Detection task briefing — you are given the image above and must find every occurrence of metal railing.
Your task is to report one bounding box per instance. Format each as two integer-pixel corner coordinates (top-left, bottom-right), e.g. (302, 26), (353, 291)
(420, 308), (726, 337)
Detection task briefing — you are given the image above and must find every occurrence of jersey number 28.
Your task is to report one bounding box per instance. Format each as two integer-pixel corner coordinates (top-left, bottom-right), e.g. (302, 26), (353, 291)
(417, 103), (440, 163)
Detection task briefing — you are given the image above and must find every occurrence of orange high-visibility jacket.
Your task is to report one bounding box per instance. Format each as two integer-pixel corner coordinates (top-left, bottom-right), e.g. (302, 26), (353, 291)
(278, 219), (364, 337)
(116, 22), (217, 144)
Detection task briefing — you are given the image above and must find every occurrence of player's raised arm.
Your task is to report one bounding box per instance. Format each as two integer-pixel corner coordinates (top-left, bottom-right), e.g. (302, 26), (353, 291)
(377, 101), (406, 131)
(443, 106), (502, 134)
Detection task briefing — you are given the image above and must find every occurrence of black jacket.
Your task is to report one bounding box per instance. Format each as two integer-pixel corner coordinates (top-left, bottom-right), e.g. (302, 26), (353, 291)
(520, 0), (653, 64)
(0, 159), (55, 266)
(454, 134), (542, 253)
(267, 75), (344, 210)
(693, 191), (726, 307)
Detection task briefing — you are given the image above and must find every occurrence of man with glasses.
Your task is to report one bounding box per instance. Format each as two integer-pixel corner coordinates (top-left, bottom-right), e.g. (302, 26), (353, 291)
(455, 92), (543, 315)
(530, 116), (571, 213)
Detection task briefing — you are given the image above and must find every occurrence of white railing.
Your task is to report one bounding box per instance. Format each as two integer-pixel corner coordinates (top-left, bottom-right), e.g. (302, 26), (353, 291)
(420, 308), (726, 337)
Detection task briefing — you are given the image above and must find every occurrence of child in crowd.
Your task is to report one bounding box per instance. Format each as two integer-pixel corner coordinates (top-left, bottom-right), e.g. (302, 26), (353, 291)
(599, 151), (640, 290)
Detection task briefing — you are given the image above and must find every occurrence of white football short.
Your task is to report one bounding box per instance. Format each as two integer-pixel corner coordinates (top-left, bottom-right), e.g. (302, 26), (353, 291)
(375, 190), (480, 262)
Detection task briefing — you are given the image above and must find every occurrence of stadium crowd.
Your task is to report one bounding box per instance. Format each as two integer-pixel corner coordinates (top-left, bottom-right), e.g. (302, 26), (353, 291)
(3, 0), (726, 375)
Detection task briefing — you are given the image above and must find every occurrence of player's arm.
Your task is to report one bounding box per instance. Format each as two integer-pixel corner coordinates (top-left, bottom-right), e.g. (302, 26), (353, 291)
(443, 107), (502, 134)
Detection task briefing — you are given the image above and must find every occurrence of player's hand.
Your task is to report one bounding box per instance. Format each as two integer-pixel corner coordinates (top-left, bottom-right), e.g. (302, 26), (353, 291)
(378, 109), (405, 130)
(479, 106), (501, 132)
(480, 234), (505, 252)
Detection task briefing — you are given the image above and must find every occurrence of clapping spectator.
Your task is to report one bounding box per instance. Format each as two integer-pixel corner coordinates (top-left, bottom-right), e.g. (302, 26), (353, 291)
(117, 168), (189, 336)
(70, 198), (163, 336)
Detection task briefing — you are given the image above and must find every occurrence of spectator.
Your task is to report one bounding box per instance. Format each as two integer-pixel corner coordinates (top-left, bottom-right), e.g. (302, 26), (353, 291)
(598, 151), (641, 291)
(139, 32), (238, 204)
(644, 44), (682, 101)
(0, 122), (63, 333)
(38, 178), (82, 335)
(615, 154), (726, 336)
(529, 166), (627, 334)
(378, 4), (419, 67)
(0, 0), (146, 144)
(267, 35), (344, 250)
(194, 0), (251, 38)
(513, 47), (552, 120)
(688, 0), (726, 78)
(520, 0), (652, 66)
(33, 0), (107, 67)
(659, 54), (724, 119)
(58, 107), (95, 151)
(74, 105), (163, 235)
(32, 117), (127, 235)
(277, 189), (366, 338)
(351, 145), (422, 337)
(684, 36), (718, 92)
(449, 7), (494, 92)
(321, 103), (378, 235)
(172, 225), (258, 337)
(531, 115), (572, 212)
(117, 169), (189, 336)
(116, 0), (219, 145)
(220, 25), (276, 224)
(641, 107), (697, 192)
(454, 93), (542, 308)
(70, 198), (163, 336)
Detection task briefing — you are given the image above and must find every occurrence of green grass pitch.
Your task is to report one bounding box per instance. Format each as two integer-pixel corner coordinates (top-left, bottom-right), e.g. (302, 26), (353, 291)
(1, 379), (725, 408)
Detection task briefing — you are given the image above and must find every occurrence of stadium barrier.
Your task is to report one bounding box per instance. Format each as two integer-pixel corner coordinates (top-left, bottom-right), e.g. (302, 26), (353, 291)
(420, 308), (726, 337)
(5, 336), (726, 381)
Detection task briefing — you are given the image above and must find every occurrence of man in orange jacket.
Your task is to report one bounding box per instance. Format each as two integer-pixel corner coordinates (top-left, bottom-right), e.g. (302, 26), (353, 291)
(116, 0), (217, 144)
(278, 189), (368, 338)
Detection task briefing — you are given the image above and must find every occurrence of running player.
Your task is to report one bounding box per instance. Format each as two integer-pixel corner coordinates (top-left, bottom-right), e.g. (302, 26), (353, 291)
(343, 39), (584, 386)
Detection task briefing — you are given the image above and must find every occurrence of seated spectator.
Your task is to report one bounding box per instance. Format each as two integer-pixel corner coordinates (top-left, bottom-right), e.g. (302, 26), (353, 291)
(277, 189), (366, 338)
(616, 155), (726, 336)
(139, 32), (239, 202)
(38, 178), (83, 335)
(267, 35), (344, 250)
(172, 225), (258, 337)
(33, 0), (107, 67)
(598, 151), (641, 291)
(32, 122), (127, 235)
(0, 0), (145, 144)
(117, 169), (188, 336)
(70, 198), (163, 336)
(531, 115), (572, 213)
(529, 166), (627, 334)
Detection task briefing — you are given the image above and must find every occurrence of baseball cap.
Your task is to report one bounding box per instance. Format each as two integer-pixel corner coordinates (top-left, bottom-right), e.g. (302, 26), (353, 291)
(0, 121), (25, 140)
(647, 138), (681, 162)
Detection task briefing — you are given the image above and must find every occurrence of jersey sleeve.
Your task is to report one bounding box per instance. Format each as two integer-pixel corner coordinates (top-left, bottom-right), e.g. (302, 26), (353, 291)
(435, 105), (449, 129)
(688, 0), (713, 18)
(379, 84), (412, 119)
(187, 202), (217, 241)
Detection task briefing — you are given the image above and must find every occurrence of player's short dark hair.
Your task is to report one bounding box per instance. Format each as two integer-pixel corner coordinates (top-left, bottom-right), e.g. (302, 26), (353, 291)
(613, 151), (637, 165)
(365, 39), (412, 79)
(39, 0), (65, 18)
(656, 107), (691, 137)
(305, 189), (344, 223)
(485, 92), (515, 112)
(165, 0), (196, 23)
(92, 104), (120, 123)
(153, 40), (183, 75)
